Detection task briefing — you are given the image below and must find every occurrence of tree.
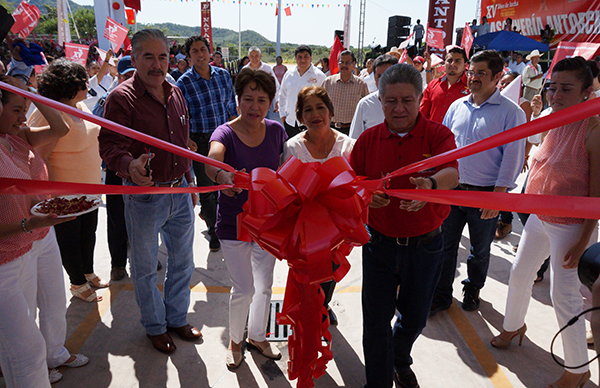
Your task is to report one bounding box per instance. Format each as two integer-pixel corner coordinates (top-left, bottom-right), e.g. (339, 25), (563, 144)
(33, 4), (58, 35)
(71, 8), (96, 38)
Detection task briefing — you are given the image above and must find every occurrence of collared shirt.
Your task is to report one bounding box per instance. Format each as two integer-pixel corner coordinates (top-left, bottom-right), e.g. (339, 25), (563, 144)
(363, 71), (377, 93)
(443, 89), (526, 190)
(420, 72), (470, 124)
(508, 60), (527, 74)
(176, 65), (237, 134)
(98, 73), (192, 183)
(243, 61), (280, 99)
(478, 22), (490, 36)
(279, 64), (327, 126)
(349, 115), (458, 238)
(522, 63), (543, 89)
(322, 73), (369, 124)
(349, 90), (384, 140)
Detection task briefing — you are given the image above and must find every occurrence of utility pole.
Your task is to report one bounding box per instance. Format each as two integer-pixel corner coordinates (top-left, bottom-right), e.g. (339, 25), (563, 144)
(357, 0), (366, 67)
(276, 0), (282, 57)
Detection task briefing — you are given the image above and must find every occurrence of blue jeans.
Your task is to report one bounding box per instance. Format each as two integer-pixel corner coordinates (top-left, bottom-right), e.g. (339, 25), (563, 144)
(434, 204), (498, 306)
(362, 227), (443, 388)
(123, 179), (195, 335)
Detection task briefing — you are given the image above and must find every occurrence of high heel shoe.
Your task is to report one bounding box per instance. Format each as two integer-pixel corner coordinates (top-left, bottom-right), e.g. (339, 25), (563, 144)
(548, 370), (591, 388)
(490, 324), (527, 349)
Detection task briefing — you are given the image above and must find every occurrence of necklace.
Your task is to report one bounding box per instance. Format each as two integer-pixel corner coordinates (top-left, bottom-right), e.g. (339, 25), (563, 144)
(305, 130), (335, 159)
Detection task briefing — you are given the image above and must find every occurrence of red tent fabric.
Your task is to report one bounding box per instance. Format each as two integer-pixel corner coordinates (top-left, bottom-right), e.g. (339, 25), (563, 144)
(329, 35), (344, 75)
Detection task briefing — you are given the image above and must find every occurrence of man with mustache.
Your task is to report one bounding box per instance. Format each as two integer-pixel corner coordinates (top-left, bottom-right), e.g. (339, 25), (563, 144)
(429, 50), (526, 316)
(99, 29), (202, 354)
(177, 35), (237, 253)
(322, 50), (369, 136)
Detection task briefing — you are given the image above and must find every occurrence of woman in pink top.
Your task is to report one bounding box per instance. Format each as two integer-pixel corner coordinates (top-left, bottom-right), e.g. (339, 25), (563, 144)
(272, 56), (288, 85)
(0, 76), (88, 387)
(491, 57), (600, 388)
(30, 59), (106, 303)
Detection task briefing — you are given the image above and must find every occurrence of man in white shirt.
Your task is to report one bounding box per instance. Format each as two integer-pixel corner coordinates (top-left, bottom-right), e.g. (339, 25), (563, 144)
(244, 46), (281, 121)
(279, 44), (326, 138)
(349, 54), (397, 139)
(508, 52), (527, 74)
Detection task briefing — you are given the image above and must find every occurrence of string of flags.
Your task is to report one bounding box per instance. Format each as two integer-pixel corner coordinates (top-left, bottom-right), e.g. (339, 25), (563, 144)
(141, 0), (347, 8)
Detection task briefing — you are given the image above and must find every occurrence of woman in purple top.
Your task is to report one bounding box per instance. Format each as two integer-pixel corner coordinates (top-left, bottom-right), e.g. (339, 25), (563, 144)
(206, 68), (287, 368)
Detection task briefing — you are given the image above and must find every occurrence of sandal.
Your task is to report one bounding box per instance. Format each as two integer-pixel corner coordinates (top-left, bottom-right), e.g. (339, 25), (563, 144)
(70, 283), (102, 302)
(85, 273), (109, 288)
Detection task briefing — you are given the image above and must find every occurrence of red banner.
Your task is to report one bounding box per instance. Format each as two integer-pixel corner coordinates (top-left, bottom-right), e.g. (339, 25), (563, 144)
(426, 26), (445, 50)
(461, 22), (474, 58)
(125, 9), (136, 25)
(547, 41), (600, 78)
(481, 0), (600, 47)
(103, 16), (128, 51)
(10, 1), (40, 39)
(427, 0), (456, 56)
(201, 2), (213, 54)
(328, 34), (344, 75)
(64, 43), (89, 66)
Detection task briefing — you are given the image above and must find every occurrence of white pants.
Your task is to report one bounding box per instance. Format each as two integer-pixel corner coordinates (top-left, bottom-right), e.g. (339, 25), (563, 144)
(0, 241), (50, 388)
(222, 240), (276, 344)
(504, 215), (598, 374)
(31, 228), (70, 368)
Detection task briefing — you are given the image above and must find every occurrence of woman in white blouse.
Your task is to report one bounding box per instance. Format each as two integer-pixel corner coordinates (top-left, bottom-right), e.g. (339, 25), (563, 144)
(282, 85), (355, 324)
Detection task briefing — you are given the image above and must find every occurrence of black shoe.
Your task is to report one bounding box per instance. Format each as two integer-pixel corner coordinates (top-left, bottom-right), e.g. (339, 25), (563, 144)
(461, 283), (480, 311)
(429, 297), (451, 317)
(209, 235), (221, 252)
(394, 367), (420, 388)
(328, 307), (338, 326)
(110, 267), (127, 281)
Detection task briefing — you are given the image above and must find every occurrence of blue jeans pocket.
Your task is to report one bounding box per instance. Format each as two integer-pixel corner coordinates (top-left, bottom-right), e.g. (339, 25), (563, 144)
(129, 193), (153, 202)
(421, 235), (443, 255)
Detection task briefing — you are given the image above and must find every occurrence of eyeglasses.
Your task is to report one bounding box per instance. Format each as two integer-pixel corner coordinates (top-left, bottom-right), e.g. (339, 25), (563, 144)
(338, 61), (354, 66)
(466, 70), (488, 78)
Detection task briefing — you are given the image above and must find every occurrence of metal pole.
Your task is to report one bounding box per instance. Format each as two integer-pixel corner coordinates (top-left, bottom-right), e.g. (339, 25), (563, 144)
(238, 0), (241, 60)
(276, 0), (282, 57)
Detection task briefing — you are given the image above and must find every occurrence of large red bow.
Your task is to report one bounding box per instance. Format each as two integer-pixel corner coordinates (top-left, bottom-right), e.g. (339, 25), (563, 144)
(236, 156), (371, 387)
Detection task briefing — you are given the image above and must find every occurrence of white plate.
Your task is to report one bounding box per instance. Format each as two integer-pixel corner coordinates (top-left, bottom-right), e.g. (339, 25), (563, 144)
(31, 195), (102, 218)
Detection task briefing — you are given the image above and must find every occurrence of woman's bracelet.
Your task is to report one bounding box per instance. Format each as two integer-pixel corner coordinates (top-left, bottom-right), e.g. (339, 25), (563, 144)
(21, 218), (33, 233)
(214, 169), (224, 183)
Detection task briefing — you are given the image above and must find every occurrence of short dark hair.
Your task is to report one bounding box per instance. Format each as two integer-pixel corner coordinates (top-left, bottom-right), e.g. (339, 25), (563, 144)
(184, 35), (210, 57)
(586, 59), (599, 79)
(131, 29), (168, 60)
(37, 58), (88, 102)
(295, 86), (334, 123)
(373, 54), (399, 74)
(234, 68), (277, 104)
(294, 45), (312, 57)
(214, 51), (223, 57)
(553, 56), (594, 91)
(447, 46), (467, 63)
(0, 75), (27, 105)
(470, 49), (504, 77)
(338, 50), (356, 63)
(321, 58), (329, 66)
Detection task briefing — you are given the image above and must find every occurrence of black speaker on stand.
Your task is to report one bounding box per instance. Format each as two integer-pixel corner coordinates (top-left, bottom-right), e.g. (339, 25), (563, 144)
(387, 15), (411, 49)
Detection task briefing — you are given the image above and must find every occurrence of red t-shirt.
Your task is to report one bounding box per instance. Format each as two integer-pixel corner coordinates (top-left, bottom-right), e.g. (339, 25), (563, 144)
(349, 115), (458, 238)
(420, 73), (470, 124)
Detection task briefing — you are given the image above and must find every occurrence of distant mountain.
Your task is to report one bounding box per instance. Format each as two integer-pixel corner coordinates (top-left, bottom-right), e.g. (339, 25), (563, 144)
(148, 22), (272, 46)
(3, 0), (88, 13)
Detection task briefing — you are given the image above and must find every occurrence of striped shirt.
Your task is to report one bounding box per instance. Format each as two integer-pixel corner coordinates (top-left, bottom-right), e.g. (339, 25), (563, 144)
(176, 65), (238, 134)
(322, 73), (369, 124)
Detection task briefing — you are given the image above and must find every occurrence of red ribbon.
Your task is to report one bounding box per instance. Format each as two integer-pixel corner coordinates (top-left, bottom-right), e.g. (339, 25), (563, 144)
(237, 157), (370, 388)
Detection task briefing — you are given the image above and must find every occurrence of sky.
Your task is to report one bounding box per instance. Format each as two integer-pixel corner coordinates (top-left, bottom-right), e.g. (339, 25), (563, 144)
(74, 0), (480, 48)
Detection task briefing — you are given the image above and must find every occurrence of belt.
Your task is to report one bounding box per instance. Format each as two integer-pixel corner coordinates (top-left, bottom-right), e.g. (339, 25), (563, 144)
(378, 226), (442, 246)
(333, 122), (351, 129)
(154, 176), (184, 187)
(458, 183), (495, 192)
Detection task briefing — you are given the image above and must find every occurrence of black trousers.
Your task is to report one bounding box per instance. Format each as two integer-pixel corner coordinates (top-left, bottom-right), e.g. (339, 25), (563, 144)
(106, 168), (128, 268)
(54, 209), (98, 286)
(190, 132), (218, 237)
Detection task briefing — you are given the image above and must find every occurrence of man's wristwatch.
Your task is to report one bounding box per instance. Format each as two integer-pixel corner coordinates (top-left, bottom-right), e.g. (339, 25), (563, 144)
(426, 176), (437, 190)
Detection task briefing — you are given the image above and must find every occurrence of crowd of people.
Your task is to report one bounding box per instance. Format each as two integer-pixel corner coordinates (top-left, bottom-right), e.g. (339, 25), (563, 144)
(1, 24), (600, 388)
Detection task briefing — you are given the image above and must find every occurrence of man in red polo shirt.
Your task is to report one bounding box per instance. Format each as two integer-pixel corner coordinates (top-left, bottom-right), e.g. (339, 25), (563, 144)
(420, 46), (470, 124)
(350, 64), (459, 388)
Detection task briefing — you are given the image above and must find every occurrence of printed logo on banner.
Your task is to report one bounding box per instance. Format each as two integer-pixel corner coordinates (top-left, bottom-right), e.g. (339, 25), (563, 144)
(103, 16), (128, 50)
(201, 2), (213, 53)
(10, 1), (41, 39)
(65, 43), (89, 66)
(426, 27), (445, 50)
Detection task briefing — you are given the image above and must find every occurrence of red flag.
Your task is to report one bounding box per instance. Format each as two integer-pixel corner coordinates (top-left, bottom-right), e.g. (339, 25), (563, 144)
(103, 16), (129, 51)
(547, 42), (600, 78)
(125, 8), (136, 25)
(10, 1), (41, 39)
(461, 23), (474, 58)
(329, 35), (344, 75)
(398, 32), (413, 50)
(123, 36), (132, 54)
(426, 26), (445, 50)
(284, 6), (291, 16)
(275, 6), (278, 16)
(123, 0), (141, 12)
(398, 49), (407, 64)
(64, 43), (90, 66)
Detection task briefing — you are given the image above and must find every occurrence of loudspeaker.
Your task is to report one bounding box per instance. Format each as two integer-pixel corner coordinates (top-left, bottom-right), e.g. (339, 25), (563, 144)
(387, 26), (410, 48)
(334, 30), (344, 47)
(389, 15), (411, 28)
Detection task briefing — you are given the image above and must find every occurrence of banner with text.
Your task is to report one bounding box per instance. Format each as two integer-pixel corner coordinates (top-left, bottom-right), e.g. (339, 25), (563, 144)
(481, 0), (600, 47)
(201, 2), (213, 53)
(427, 0), (456, 56)
(64, 43), (89, 66)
